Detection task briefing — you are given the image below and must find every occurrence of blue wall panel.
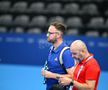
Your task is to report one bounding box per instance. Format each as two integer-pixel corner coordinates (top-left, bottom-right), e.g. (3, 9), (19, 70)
(0, 33), (108, 71)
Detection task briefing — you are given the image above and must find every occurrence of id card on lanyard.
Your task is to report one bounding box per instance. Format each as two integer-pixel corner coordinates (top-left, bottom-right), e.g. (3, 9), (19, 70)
(76, 55), (93, 80)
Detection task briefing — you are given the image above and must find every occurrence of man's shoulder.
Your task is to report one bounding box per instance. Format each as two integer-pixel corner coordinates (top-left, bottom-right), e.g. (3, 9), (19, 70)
(61, 46), (70, 52)
(62, 46), (70, 53)
(87, 58), (100, 68)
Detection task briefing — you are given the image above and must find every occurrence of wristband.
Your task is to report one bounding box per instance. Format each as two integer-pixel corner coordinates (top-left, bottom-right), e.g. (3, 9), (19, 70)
(56, 76), (60, 80)
(69, 80), (74, 86)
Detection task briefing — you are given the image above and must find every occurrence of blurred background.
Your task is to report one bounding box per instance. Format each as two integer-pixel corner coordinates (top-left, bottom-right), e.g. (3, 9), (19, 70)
(0, 0), (108, 90)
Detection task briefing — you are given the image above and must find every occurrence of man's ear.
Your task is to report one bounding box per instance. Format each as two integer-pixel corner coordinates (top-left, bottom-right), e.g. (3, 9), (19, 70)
(58, 32), (62, 38)
(80, 49), (85, 56)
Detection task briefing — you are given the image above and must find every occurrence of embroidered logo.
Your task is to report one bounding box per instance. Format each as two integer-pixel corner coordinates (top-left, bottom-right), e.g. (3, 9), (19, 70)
(54, 57), (58, 61)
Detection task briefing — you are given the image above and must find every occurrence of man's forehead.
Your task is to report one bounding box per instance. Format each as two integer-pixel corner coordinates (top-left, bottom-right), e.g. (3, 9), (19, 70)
(71, 44), (80, 51)
(49, 25), (56, 30)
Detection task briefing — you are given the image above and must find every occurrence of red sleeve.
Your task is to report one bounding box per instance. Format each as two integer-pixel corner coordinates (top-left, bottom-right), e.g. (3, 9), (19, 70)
(85, 60), (100, 80)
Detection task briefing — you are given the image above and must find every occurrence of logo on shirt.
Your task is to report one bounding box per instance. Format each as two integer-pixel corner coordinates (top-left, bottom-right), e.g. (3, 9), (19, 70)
(54, 57), (58, 61)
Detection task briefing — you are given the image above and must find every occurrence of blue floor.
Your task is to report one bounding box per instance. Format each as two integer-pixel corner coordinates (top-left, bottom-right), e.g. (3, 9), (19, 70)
(0, 64), (107, 90)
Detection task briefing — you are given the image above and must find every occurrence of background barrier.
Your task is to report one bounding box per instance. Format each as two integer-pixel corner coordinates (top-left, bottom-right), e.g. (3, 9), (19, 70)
(0, 33), (108, 71)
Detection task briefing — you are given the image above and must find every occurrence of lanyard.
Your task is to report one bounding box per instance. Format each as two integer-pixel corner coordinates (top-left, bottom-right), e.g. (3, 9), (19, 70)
(76, 56), (93, 80)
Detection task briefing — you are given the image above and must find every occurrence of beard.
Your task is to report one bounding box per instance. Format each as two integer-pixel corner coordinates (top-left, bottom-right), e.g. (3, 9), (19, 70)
(74, 58), (81, 63)
(74, 56), (84, 63)
(47, 37), (57, 44)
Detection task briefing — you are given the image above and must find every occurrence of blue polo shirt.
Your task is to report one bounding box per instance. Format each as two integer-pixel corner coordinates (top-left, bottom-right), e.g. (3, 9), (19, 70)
(46, 42), (74, 90)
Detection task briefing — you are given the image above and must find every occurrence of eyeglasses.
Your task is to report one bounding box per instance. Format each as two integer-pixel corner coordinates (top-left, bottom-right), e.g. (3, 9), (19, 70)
(47, 32), (59, 35)
(47, 32), (59, 37)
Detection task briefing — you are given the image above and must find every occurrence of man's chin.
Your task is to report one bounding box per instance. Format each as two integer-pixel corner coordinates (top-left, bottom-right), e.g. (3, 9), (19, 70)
(74, 59), (82, 63)
(47, 39), (51, 42)
(47, 40), (53, 43)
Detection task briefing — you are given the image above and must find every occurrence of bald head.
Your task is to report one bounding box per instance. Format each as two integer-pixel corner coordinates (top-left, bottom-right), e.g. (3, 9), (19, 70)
(70, 40), (87, 52)
(70, 40), (89, 62)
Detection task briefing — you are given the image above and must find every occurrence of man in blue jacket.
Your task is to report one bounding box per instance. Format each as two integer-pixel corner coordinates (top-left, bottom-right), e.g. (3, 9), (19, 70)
(41, 21), (75, 90)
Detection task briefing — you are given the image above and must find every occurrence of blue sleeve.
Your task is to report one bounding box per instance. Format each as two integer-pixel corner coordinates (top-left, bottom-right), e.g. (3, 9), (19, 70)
(62, 49), (74, 69)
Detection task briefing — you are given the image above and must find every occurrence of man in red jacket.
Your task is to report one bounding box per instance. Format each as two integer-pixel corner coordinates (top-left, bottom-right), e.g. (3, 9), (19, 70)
(59, 40), (100, 90)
